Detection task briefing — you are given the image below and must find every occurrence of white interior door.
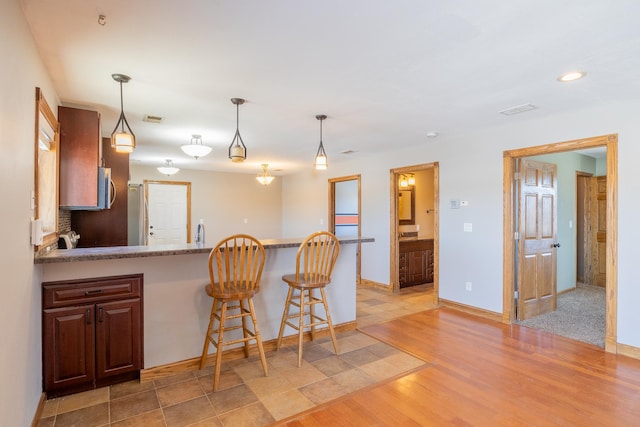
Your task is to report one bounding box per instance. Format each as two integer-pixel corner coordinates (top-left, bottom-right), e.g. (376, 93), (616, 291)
(146, 182), (189, 245)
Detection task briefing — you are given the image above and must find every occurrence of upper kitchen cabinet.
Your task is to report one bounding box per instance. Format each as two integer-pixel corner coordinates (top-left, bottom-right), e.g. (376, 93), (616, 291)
(59, 106), (111, 209)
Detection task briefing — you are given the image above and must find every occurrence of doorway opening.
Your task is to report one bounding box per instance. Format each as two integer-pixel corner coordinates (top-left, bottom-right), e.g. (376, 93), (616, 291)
(144, 180), (192, 245)
(329, 175), (361, 283)
(503, 134), (618, 353)
(390, 162), (439, 305)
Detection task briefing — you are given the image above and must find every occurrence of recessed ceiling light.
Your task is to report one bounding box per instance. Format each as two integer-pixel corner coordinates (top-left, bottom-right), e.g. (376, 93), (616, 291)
(426, 131), (438, 138)
(557, 71), (586, 82)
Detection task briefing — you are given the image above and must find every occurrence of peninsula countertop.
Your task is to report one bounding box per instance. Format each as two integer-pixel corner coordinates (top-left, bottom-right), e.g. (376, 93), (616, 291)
(35, 236), (374, 264)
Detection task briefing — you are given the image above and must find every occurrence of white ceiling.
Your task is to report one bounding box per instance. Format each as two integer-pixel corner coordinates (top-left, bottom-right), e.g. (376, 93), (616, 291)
(20, 0), (640, 175)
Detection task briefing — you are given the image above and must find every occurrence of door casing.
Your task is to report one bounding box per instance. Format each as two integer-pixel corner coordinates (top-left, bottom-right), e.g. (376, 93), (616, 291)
(390, 162), (439, 303)
(503, 134), (618, 353)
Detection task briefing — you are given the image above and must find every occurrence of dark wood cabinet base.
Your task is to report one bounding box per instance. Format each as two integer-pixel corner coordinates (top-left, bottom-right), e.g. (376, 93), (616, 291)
(399, 239), (434, 288)
(42, 274), (143, 397)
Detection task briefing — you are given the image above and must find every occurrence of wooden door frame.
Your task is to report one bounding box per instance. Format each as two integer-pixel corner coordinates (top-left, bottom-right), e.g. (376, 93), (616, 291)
(329, 175), (361, 282)
(576, 171), (593, 284)
(503, 134), (618, 353)
(144, 179), (192, 244)
(390, 162), (439, 303)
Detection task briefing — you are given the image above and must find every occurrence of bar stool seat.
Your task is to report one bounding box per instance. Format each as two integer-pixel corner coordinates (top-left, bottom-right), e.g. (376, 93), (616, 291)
(199, 234), (268, 391)
(276, 231), (341, 367)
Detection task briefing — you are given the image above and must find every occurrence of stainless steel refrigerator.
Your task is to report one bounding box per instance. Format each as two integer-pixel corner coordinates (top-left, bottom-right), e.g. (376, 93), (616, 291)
(127, 183), (147, 246)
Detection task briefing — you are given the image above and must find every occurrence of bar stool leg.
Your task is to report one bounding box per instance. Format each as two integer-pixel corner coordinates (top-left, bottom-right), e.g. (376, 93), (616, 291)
(321, 288), (339, 355)
(248, 298), (269, 376)
(200, 298), (218, 370)
(213, 301), (228, 392)
(309, 289), (317, 341)
(297, 289), (305, 367)
(239, 299), (250, 358)
(276, 287), (294, 350)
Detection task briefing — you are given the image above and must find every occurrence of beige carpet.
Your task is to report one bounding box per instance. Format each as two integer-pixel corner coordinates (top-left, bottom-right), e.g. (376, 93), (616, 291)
(516, 283), (605, 347)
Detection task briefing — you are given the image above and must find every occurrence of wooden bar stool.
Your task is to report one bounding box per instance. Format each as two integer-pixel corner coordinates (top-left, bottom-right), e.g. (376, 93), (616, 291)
(199, 234), (268, 391)
(276, 231), (341, 367)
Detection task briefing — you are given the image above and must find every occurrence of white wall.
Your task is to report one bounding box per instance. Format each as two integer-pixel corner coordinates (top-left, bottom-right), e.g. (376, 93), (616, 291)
(282, 100), (640, 349)
(130, 165), (283, 244)
(0, 1), (58, 424)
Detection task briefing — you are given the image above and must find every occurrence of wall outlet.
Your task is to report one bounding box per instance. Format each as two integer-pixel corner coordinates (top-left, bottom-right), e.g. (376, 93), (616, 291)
(465, 282), (472, 291)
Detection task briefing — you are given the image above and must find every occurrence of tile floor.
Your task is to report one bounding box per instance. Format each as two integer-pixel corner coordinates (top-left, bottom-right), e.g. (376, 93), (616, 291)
(38, 283), (436, 427)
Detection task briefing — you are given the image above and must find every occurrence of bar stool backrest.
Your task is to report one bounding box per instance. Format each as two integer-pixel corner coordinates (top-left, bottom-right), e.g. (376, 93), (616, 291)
(295, 231), (340, 284)
(209, 234), (265, 294)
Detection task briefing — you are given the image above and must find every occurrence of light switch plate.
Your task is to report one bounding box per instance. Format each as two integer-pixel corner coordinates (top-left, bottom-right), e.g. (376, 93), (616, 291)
(450, 199), (460, 209)
(464, 223), (472, 232)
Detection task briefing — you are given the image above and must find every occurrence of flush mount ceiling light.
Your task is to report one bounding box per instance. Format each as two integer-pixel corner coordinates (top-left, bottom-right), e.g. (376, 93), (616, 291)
(314, 114), (328, 170)
(110, 73), (136, 153)
(557, 71), (586, 82)
(228, 98), (247, 162)
(181, 134), (211, 159)
(157, 159), (179, 176)
(256, 163), (275, 186)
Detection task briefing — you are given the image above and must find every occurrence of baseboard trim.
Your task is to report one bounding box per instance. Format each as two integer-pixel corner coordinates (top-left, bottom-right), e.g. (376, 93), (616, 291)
(140, 321), (357, 382)
(31, 392), (46, 427)
(359, 278), (391, 291)
(440, 299), (503, 323)
(617, 342), (640, 360)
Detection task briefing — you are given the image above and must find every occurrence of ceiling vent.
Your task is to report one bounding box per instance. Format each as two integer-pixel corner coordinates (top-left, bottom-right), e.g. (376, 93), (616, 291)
(143, 115), (163, 123)
(499, 103), (538, 116)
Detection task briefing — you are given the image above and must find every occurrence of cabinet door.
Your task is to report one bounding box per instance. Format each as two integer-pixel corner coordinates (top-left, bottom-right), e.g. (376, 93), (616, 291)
(58, 106), (101, 208)
(95, 299), (142, 379)
(399, 252), (408, 287)
(43, 305), (95, 391)
(408, 250), (427, 284)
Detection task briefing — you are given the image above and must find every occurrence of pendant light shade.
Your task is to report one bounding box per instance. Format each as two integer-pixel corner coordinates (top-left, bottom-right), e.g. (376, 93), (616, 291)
(399, 174), (409, 188)
(157, 159), (179, 176)
(314, 114), (328, 170)
(181, 134), (211, 159)
(408, 174), (416, 186)
(110, 74), (136, 153)
(256, 163), (275, 186)
(228, 98), (247, 162)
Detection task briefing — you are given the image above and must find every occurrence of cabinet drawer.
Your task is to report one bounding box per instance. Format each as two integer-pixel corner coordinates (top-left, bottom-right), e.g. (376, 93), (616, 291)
(43, 274), (142, 309)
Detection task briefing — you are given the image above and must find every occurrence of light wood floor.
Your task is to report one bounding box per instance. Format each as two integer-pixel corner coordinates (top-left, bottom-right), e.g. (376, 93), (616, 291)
(274, 307), (640, 426)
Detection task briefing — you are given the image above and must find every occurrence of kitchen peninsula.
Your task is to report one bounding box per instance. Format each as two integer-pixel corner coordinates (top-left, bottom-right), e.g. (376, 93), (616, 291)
(36, 236), (372, 375)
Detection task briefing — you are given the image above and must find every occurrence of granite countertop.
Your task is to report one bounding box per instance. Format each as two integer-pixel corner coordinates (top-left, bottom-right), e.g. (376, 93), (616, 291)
(35, 236), (374, 264)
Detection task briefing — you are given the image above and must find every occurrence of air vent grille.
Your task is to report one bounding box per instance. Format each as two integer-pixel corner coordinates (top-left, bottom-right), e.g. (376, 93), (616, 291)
(499, 104), (538, 116)
(143, 115), (163, 123)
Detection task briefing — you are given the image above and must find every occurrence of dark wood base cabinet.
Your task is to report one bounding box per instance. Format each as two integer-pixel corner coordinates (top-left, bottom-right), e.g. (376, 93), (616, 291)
(42, 274), (143, 397)
(399, 239), (434, 288)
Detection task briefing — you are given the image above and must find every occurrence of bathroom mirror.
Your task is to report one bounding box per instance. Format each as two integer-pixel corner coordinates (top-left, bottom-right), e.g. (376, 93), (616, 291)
(34, 87), (59, 249)
(398, 188), (415, 225)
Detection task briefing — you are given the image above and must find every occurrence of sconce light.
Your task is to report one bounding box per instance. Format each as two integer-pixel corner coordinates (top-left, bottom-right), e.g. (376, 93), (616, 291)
(408, 173), (416, 186)
(228, 98), (247, 162)
(181, 134), (211, 159)
(256, 163), (275, 186)
(314, 114), (328, 170)
(157, 159), (179, 176)
(110, 73), (136, 153)
(399, 174), (409, 188)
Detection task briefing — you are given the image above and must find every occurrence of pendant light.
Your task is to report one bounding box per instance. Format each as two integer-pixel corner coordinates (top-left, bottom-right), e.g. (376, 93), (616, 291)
(110, 73), (136, 153)
(408, 173), (416, 186)
(228, 98), (247, 162)
(314, 114), (328, 170)
(256, 163), (275, 186)
(181, 134), (211, 159)
(157, 159), (179, 176)
(399, 175), (409, 188)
